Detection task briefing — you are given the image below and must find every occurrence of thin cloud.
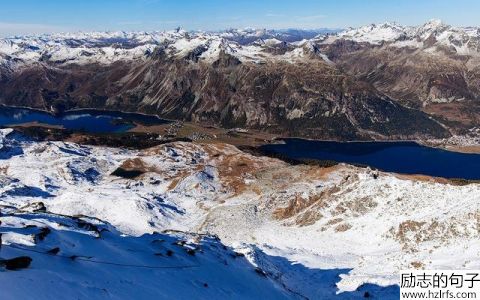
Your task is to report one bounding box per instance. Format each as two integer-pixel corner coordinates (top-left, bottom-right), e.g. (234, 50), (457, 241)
(296, 14), (327, 21)
(152, 20), (181, 25)
(115, 20), (180, 31)
(0, 22), (65, 37)
(266, 13), (285, 18)
(117, 21), (144, 26)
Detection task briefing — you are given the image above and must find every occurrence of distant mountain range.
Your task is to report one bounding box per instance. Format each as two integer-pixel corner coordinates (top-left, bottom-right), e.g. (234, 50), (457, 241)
(1, 20), (479, 140)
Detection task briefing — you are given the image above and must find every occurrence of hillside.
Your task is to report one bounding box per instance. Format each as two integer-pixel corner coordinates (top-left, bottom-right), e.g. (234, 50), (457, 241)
(2, 20), (479, 140)
(1, 129), (479, 298)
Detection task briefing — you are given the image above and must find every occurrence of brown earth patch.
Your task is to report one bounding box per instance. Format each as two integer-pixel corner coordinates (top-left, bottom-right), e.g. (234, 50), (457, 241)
(273, 193), (321, 220)
(411, 261), (425, 269)
(394, 173), (450, 184)
(166, 169), (201, 191)
(394, 220), (427, 245)
(334, 223), (352, 232)
(326, 218), (344, 226)
(333, 196), (378, 217)
(201, 143), (285, 196)
(120, 157), (152, 171)
(394, 173), (480, 186)
(444, 145), (480, 154)
(304, 165), (342, 180)
(389, 213), (480, 251)
(111, 157), (157, 179)
(0, 166), (9, 174)
(294, 210), (324, 227)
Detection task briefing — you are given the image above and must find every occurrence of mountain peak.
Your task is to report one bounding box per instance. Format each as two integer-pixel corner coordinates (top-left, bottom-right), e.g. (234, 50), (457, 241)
(418, 19), (449, 34)
(338, 21), (408, 44)
(423, 18), (444, 28)
(378, 21), (402, 28)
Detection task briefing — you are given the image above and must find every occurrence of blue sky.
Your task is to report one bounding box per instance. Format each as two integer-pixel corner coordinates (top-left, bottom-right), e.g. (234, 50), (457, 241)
(1, 0), (479, 36)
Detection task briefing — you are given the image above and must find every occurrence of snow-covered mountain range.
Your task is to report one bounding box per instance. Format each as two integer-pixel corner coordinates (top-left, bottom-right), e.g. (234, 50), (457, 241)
(0, 21), (480, 139)
(0, 20), (478, 141)
(337, 19), (480, 51)
(0, 20), (479, 141)
(1, 128), (479, 299)
(1, 20), (478, 68)
(0, 28), (332, 67)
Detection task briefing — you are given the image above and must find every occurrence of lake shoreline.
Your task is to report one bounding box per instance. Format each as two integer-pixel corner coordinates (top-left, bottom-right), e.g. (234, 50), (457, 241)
(0, 104), (170, 133)
(1, 104), (479, 154)
(0, 104), (171, 122)
(259, 138), (480, 180)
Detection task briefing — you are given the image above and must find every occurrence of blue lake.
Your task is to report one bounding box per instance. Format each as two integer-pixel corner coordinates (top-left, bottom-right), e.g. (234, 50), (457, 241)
(0, 106), (169, 133)
(260, 138), (480, 180)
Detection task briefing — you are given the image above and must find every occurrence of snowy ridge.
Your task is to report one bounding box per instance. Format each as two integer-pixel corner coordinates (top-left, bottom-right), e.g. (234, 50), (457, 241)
(1, 20), (480, 69)
(338, 21), (409, 44)
(1, 129), (479, 298)
(336, 19), (480, 54)
(0, 28), (334, 67)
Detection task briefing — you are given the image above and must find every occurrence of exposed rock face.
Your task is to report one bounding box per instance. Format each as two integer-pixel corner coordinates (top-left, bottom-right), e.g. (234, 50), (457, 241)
(1, 20), (479, 139)
(323, 42), (480, 126)
(0, 53), (448, 140)
(321, 20), (480, 129)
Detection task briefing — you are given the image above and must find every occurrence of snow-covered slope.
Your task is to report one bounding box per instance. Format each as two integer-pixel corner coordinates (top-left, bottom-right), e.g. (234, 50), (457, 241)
(0, 206), (294, 300)
(338, 22), (409, 44)
(336, 19), (480, 54)
(0, 28), (335, 67)
(1, 129), (479, 299)
(1, 20), (479, 69)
